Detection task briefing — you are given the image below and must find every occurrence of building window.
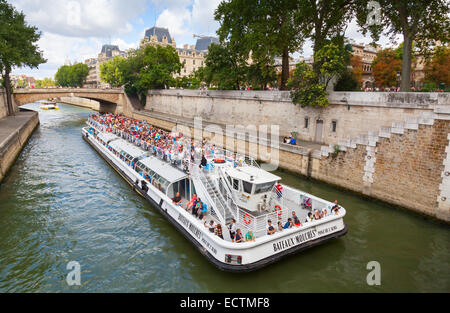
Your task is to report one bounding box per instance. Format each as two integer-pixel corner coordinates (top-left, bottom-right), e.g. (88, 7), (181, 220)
(304, 117), (309, 129)
(332, 120), (337, 132)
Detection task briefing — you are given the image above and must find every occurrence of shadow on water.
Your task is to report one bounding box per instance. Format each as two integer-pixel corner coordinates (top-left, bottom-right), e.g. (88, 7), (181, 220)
(0, 102), (448, 293)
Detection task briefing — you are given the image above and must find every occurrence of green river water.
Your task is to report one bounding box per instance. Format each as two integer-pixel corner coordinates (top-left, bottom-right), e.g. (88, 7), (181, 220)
(0, 102), (448, 293)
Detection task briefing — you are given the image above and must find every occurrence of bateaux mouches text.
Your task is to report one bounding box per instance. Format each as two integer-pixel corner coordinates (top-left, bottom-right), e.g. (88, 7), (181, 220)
(273, 225), (338, 252)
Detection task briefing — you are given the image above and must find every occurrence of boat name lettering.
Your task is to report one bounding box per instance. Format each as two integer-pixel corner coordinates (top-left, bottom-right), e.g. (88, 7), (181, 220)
(201, 238), (217, 255)
(273, 229), (317, 252)
(178, 213), (203, 240)
(317, 225), (338, 236)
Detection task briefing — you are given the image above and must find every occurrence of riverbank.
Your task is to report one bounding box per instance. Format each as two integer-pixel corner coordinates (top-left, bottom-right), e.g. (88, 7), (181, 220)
(0, 109), (39, 183)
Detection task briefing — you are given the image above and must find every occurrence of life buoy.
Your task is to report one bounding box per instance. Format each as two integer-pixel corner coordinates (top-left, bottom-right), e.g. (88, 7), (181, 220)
(213, 158), (225, 163)
(243, 213), (252, 225)
(274, 205), (282, 217)
(106, 127), (112, 132)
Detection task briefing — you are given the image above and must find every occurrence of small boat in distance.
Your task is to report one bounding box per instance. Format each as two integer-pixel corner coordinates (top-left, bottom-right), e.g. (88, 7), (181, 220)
(82, 114), (348, 271)
(40, 101), (59, 110)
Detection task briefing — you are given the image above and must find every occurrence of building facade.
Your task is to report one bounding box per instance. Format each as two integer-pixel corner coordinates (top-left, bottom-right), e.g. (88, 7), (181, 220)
(140, 27), (218, 77)
(84, 44), (127, 88)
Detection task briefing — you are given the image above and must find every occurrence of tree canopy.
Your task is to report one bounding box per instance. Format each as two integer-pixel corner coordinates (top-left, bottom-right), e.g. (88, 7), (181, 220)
(215, 0), (304, 90)
(0, 0), (46, 115)
(54, 63), (89, 87)
(100, 45), (182, 102)
(356, 0), (450, 91)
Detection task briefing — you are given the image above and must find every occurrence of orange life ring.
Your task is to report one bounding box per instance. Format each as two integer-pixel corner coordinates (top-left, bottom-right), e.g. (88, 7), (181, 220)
(106, 127), (112, 132)
(214, 158), (225, 163)
(274, 205), (282, 217)
(243, 213), (252, 225)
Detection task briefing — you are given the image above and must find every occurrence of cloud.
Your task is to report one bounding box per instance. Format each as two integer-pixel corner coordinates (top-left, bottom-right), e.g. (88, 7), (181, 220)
(10, 0), (147, 38)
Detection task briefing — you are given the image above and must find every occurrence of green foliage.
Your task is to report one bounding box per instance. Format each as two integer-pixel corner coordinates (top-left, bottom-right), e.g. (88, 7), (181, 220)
(35, 77), (55, 88)
(334, 70), (360, 91)
(420, 82), (438, 92)
(355, 0), (450, 91)
(202, 43), (247, 90)
(215, 0), (304, 89)
(0, 0), (46, 114)
(246, 58), (277, 90)
(100, 56), (126, 87)
(288, 62), (329, 108)
(314, 41), (348, 87)
(55, 63), (89, 87)
(100, 45), (181, 100)
(175, 74), (201, 89)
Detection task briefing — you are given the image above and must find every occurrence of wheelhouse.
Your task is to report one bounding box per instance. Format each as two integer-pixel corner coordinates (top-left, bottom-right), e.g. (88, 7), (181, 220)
(223, 166), (281, 212)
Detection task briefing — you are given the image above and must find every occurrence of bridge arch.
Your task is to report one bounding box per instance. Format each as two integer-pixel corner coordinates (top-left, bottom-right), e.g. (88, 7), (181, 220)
(12, 88), (125, 113)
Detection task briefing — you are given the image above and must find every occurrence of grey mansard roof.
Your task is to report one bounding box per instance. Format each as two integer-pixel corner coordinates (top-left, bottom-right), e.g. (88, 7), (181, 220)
(195, 36), (219, 51)
(101, 44), (120, 58)
(144, 27), (173, 43)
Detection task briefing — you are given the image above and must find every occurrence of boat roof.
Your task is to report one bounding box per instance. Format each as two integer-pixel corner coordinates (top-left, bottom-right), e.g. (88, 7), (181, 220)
(109, 139), (147, 159)
(139, 157), (187, 183)
(224, 166), (281, 184)
(97, 132), (118, 143)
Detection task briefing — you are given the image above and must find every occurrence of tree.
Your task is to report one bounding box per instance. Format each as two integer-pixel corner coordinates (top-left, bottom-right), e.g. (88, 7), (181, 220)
(295, 0), (355, 76)
(246, 57), (277, 90)
(215, 0), (304, 90)
(350, 55), (363, 86)
(288, 62), (328, 107)
(54, 63), (89, 87)
(424, 45), (450, 88)
(0, 0), (46, 115)
(356, 0), (450, 91)
(100, 45), (182, 102)
(35, 77), (55, 88)
(313, 41), (348, 88)
(100, 56), (125, 87)
(371, 48), (402, 88)
(202, 43), (247, 90)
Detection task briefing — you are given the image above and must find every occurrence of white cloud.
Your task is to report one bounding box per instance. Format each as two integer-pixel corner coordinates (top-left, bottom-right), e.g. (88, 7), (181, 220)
(11, 0), (146, 38)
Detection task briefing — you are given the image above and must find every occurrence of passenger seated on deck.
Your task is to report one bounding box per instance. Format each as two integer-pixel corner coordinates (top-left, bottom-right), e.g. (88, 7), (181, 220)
(331, 200), (340, 214)
(306, 212), (313, 222)
(215, 224), (224, 239)
(266, 220), (276, 235)
(283, 218), (294, 229)
(186, 193), (197, 211)
(292, 211), (302, 227)
(192, 198), (201, 217)
(245, 230), (255, 242)
(172, 192), (182, 206)
(277, 221), (284, 232)
(314, 209), (321, 220)
(200, 154), (207, 168)
(235, 229), (243, 243)
(321, 208), (328, 218)
(205, 220), (217, 233)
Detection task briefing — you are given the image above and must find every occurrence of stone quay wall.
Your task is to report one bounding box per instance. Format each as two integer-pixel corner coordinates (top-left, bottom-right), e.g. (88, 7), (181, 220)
(145, 90), (449, 146)
(0, 109), (39, 183)
(137, 90), (450, 222)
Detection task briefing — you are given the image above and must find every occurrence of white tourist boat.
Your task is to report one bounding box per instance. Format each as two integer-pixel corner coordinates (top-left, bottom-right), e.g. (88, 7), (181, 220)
(82, 118), (347, 272)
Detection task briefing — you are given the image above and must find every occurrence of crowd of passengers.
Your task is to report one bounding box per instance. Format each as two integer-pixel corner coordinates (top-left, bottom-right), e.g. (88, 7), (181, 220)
(89, 113), (342, 243)
(88, 113), (236, 171)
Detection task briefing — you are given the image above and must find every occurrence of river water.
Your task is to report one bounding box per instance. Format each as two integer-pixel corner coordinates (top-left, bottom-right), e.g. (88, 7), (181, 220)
(0, 102), (448, 293)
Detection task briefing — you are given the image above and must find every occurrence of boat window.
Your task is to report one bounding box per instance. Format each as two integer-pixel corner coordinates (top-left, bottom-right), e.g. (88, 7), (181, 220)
(254, 182), (275, 194)
(242, 181), (253, 194)
(233, 179), (240, 191)
(226, 174), (232, 187)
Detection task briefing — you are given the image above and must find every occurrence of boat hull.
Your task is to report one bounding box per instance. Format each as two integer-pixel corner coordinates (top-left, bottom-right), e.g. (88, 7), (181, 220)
(82, 129), (347, 272)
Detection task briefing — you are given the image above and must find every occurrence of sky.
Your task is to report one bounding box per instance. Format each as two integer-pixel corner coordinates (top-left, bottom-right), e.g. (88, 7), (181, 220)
(10, 0), (400, 80)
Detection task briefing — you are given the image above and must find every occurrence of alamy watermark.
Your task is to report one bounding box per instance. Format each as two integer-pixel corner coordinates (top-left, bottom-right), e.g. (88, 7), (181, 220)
(366, 261), (381, 286)
(66, 261), (81, 286)
(366, 1), (382, 26)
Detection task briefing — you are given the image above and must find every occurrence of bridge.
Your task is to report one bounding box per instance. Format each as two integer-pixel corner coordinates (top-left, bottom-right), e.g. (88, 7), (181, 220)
(12, 88), (132, 113)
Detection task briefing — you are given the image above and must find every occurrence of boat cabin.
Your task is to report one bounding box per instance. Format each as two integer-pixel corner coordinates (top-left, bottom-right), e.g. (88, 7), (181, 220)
(223, 166), (281, 212)
(109, 139), (148, 167)
(136, 157), (189, 198)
